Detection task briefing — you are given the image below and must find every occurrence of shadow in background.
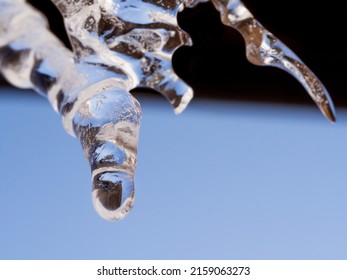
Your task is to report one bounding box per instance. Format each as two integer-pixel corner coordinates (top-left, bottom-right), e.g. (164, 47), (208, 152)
(1, 0), (346, 108)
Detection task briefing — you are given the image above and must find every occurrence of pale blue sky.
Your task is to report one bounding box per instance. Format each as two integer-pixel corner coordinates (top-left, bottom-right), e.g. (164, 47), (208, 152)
(1, 89), (347, 259)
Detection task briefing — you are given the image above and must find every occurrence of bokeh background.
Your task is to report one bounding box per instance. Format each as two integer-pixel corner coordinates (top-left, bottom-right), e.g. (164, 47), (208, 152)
(0, 0), (347, 259)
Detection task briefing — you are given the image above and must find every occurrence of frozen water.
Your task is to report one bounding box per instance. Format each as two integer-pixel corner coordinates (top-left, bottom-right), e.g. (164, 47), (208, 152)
(210, 0), (335, 121)
(73, 88), (142, 221)
(0, 0), (336, 221)
(51, 0), (194, 112)
(0, 0), (143, 221)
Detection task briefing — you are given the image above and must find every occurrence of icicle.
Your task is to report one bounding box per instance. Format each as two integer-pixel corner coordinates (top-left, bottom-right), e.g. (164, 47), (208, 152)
(0, 0), (336, 221)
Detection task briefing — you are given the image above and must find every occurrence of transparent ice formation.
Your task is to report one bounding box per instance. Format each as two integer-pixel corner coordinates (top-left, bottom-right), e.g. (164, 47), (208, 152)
(0, 0), (336, 221)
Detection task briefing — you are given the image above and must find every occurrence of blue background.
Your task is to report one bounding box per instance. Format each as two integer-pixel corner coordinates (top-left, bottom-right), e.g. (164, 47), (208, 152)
(1, 89), (347, 259)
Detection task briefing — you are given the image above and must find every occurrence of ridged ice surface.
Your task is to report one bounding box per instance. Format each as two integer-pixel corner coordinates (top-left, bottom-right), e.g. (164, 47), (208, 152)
(0, 0), (336, 221)
(73, 89), (141, 221)
(0, 0), (143, 221)
(210, 0), (335, 121)
(51, 0), (194, 113)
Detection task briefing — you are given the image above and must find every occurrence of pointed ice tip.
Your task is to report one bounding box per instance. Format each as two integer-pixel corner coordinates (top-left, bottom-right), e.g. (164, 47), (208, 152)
(173, 88), (194, 115)
(319, 100), (336, 123)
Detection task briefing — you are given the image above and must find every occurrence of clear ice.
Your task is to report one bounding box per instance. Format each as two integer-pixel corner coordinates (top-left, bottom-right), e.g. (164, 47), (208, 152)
(0, 0), (336, 221)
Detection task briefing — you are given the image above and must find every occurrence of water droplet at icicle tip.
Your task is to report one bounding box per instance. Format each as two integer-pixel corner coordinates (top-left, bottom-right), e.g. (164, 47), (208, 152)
(92, 171), (135, 221)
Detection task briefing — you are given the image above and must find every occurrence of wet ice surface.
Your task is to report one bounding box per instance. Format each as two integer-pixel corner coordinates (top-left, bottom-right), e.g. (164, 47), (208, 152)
(1, 0), (193, 221)
(0, 0), (337, 221)
(1, 89), (347, 259)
